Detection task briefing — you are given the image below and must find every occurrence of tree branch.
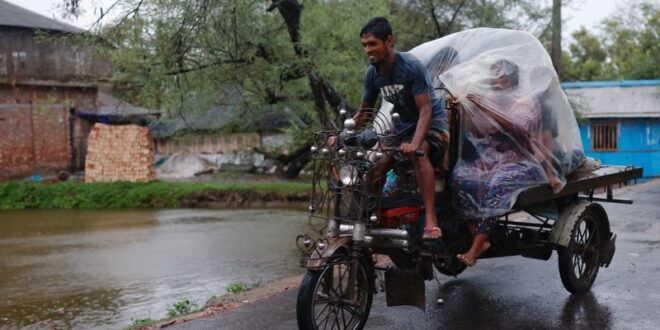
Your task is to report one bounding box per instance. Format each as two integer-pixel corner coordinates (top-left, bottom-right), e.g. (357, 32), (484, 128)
(445, 0), (469, 36)
(426, 0), (443, 37)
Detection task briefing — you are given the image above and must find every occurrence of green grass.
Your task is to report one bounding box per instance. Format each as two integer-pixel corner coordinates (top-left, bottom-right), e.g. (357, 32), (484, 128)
(226, 282), (249, 294)
(124, 318), (155, 330)
(0, 180), (312, 210)
(166, 299), (199, 318)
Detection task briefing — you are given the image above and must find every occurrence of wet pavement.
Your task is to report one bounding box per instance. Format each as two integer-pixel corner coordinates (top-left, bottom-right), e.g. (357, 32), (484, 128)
(174, 179), (660, 330)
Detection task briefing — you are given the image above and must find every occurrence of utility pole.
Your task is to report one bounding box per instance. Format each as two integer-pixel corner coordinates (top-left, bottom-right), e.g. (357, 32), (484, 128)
(552, 0), (562, 79)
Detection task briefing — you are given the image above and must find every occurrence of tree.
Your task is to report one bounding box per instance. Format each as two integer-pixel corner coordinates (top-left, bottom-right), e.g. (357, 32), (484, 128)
(562, 0), (659, 81)
(562, 27), (609, 81)
(388, 0), (553, 50)
(61, 0), (563, 178)
(600, 0), (660, 79)
(551, 0), (562, 79)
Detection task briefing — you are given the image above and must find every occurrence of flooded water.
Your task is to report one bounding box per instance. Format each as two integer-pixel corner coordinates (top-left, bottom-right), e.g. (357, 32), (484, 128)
(0, 209), (321, 329)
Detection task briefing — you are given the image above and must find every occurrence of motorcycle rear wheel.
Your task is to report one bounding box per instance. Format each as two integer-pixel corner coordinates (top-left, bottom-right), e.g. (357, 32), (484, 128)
(296, 251), (374, 330)
(557, 207), (602, 294)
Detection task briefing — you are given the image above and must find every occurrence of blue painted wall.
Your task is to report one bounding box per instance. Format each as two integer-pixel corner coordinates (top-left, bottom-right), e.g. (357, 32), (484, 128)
(579, 118), (660, 179)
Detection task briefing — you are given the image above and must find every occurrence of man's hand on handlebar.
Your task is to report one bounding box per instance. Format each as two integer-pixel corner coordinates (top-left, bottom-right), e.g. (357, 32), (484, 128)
(399, 142), (420, 156)
(326, 135), (337, 147)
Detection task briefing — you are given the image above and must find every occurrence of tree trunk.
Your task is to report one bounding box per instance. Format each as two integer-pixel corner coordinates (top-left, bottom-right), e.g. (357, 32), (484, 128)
(268, 0), (350, 178)
(551, 0), (562, 79)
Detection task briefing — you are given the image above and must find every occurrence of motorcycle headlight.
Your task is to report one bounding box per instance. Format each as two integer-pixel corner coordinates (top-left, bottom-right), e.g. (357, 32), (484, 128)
(339, 165), (358, 186)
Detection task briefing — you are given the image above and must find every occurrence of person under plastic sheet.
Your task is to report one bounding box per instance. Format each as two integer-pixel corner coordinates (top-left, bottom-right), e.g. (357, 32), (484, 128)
(354, 17), (449, 240)
(452, 59), (552, 267)
(533, 66), (585, 177)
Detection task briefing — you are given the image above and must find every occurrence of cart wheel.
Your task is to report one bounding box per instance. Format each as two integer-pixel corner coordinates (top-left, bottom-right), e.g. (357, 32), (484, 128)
(297, 251), (374, 330)
(557, 207), (602, 294)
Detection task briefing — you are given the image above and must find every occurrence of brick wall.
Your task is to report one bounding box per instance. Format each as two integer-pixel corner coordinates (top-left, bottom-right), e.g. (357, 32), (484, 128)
(85, 124), (155, 182)
(0, 85), (95, 179)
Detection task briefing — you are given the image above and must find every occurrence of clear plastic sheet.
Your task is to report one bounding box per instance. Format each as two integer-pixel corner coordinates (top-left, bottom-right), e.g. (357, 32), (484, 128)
(405, 28), (584, 219)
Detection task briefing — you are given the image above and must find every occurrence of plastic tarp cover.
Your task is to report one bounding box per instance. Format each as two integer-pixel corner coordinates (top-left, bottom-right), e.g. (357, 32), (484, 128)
(408, 28), (584, 219)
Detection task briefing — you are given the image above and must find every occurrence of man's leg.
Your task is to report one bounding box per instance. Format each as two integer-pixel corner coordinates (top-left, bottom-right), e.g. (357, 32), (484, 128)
(410, 141), (440, 238)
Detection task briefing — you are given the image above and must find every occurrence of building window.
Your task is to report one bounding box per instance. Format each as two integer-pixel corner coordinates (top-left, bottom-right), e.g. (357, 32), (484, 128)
(11, 51), (27, 73)
(0, 53), (6, 75)
(75, 50), (86, 75)
(592, 122), (618, 151)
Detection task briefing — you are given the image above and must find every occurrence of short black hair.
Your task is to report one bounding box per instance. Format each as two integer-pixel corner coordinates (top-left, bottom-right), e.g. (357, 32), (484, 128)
(360, 17), (392, 41)
(491, 59), (519, 87)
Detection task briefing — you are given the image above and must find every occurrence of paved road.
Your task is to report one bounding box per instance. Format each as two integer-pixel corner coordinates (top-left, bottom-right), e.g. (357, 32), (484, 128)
(174, 180), (660, 330)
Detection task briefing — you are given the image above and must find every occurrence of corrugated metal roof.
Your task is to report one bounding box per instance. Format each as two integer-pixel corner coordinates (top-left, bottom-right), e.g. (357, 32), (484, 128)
(77, 93), (160, 125)
(96, 92), (157, 116)
(562, 80), (660, 118)
(0, 0), (84, 33)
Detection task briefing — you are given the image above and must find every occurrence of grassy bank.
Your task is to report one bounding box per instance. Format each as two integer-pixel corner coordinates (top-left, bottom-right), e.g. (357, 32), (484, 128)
(0, 180), (312, 210)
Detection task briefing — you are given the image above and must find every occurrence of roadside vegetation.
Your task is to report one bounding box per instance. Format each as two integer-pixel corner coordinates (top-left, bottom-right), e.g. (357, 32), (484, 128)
(0, 180), (311, 210)
(123, 280), (263, 330)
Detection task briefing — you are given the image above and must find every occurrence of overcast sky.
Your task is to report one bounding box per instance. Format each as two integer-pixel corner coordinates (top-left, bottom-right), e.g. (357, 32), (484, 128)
(6, 0), (624, 38)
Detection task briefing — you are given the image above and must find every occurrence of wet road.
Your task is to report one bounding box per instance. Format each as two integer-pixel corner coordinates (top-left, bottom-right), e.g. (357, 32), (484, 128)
(174, 179), (660, 330)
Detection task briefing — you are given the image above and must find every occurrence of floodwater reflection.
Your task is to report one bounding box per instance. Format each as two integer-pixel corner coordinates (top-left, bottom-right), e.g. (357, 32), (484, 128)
(0, 209), (317, 329)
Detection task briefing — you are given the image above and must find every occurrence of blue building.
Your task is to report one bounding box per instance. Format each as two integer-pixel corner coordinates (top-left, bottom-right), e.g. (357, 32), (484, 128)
(562, 80), (659, 180)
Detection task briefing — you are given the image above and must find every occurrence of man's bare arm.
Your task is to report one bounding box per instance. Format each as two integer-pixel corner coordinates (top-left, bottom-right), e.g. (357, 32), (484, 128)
(404, 93), (432, 152)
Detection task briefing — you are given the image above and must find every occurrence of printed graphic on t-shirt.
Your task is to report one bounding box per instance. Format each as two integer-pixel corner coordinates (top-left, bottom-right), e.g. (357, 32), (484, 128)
(380, 84), (406, 108)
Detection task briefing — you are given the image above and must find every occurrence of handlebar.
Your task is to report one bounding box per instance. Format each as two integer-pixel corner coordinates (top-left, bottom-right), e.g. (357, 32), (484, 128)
(382, 146), (425, 157)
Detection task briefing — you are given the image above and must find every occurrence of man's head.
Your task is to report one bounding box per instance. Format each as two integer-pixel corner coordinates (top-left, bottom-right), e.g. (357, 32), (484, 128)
(490, 59), (519, 90)
(360, 17), (394, 65)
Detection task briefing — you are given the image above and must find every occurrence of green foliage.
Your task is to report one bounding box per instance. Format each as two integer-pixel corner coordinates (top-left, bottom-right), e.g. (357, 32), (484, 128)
(125, 318), (155, 330)
(600, 0), (660, 79)
(166, 299), (199, 318)
(0, 180), (311, 210)
(563, 27), (609, 81)
(226, 282), (249, 294)
(563, 0), (659, 81)
(389, 0), (552, 50)
(84, 0), (555, 130)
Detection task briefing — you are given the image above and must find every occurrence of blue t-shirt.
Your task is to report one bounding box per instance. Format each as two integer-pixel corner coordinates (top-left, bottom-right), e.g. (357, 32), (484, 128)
(362, 52), (447, 130)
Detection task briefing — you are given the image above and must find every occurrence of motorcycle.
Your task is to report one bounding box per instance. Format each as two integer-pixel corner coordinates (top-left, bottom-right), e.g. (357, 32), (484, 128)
(294, 105), (640, 330)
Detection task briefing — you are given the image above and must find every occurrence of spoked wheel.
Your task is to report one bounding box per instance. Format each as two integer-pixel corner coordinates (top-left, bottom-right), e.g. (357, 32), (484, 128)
(297, 251), (374, 330)
(558, 208), (602, 294)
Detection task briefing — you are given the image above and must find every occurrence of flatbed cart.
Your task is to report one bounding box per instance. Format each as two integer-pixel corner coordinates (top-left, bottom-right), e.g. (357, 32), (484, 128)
(474, 165), (644, 294)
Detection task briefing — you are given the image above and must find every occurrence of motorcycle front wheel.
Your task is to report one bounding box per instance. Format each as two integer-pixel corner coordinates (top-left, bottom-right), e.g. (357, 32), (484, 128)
(296, 250), (374, 330)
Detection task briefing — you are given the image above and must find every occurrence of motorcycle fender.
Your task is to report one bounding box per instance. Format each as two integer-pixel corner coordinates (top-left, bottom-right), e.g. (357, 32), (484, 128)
(550, 201), (609, 248)
(550, 201), (591, 247)
(301, 236), (352, 269)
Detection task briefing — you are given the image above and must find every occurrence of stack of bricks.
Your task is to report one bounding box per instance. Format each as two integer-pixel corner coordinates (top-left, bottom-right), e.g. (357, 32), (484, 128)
(85, 123), (156, 182)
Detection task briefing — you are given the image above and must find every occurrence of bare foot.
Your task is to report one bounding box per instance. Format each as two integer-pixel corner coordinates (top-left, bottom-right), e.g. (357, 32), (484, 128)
(457, 253), (476, 267)
(457, 241), (491, 267)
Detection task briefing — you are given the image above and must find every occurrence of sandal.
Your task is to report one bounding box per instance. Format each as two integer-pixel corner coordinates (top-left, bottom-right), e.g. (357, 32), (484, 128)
(422, 226), (442, 240)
